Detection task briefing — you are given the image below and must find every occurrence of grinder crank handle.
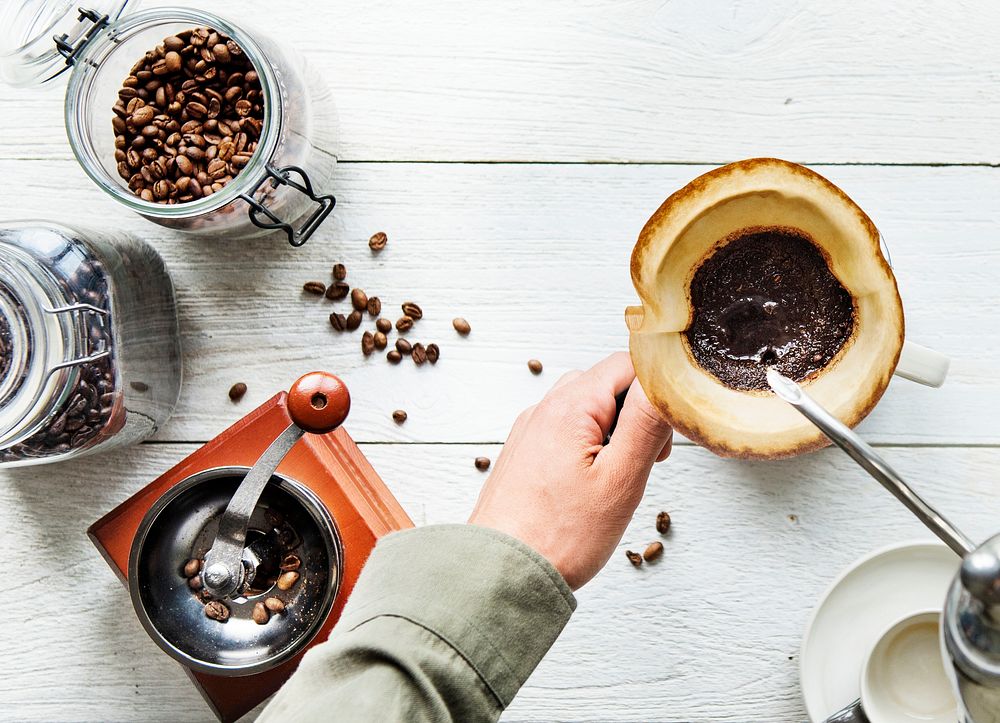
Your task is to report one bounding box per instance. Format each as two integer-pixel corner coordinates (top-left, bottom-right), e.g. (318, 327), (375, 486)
(202, 372), (350, 599)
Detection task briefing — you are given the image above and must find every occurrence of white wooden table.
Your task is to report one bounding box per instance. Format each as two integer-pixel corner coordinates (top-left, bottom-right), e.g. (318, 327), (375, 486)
(2, 1), (999, 720)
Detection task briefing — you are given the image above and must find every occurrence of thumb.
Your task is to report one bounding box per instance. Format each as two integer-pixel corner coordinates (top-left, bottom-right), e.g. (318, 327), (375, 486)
(601, 379), (673, 471)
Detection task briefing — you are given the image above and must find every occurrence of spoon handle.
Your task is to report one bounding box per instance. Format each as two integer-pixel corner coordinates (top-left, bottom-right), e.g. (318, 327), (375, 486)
(766, 369), (975, 557)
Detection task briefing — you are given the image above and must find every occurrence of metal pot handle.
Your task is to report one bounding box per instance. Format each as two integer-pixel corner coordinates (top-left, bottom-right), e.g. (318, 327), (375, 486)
(241, 164), (336, 247)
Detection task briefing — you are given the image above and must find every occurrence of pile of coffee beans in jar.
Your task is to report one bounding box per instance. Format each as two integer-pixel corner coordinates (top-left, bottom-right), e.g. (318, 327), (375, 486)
(113, 27), (264, 204)
(0, 260), (119, 463)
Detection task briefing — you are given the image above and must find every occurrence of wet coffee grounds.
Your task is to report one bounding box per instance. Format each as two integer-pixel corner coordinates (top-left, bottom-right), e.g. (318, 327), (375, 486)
(0, 314), (10, 385)
(685, 227), (855, 391)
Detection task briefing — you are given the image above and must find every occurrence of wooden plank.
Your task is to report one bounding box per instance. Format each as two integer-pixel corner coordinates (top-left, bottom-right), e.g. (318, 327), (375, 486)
(1, 159), (996, 445)
(3, 0), (1000, 163)
(1, 442), (997, 721)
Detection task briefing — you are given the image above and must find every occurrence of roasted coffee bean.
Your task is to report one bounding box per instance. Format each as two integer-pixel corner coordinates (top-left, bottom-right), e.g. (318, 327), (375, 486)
(475, 456), (491, 471)
(252, 602), (269, 625)
(303, 281), (326, 296)
(373, 331), (387, 350)
(346, 310), (363, 331)
(188, 575), (203, 590)
(396, 316), (414, 332)
(205, 600), (231, 621)
(264, 597), (285, 614)
(332, 263), (347, 281)
(395, 338), (412, 355)
(401, 302), (423, 320)
(426, 343), (440, 364)
(368, 231), (388, 251)
(326, 281), (349, 300)
(656, 511), (672, 534)
(329, 312), (347, 332)
(376, 318), (392, 334)
(113, 27), (263, 204)
(280, 554), (301, 572)
(183, 558), (202, 577)
(528, 359), (543, 375)
(276, 571), (300, 591)
(387, 350), (402, 364)
(366, 296), (381, 317)
(351, 288), (368, 311)
(130, 380), (150, 392)
(392, 409), (407, 424)
(453, 317), (471, 335)
(643, 541), (664, 562)
(626, 550), (643, 568)
(228, 382), (247, 401)
(412, 343), (427, 365)
(361, 331), (375, 356)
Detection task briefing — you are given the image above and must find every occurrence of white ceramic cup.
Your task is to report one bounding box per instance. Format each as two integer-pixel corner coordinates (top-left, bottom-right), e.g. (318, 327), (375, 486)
(859, 610), (958, 723)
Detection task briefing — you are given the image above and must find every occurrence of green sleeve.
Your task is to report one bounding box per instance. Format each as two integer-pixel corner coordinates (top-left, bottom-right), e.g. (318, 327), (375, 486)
(258, 524), (577, 722)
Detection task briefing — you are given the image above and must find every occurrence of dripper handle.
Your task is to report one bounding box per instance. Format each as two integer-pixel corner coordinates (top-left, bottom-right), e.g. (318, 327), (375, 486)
(287, 371), (351, 434)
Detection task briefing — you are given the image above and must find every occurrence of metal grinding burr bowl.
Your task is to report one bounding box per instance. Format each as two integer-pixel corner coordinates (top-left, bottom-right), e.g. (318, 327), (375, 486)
(128, 466), (343, 676)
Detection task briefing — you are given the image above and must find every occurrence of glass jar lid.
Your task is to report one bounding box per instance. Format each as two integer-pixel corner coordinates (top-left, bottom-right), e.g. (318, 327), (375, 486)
(0, 0), (134, 87)
(0, 226), (94, 448)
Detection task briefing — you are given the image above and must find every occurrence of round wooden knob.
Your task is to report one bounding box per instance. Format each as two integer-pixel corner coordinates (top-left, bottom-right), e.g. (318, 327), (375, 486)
(287, 372), (351, 434)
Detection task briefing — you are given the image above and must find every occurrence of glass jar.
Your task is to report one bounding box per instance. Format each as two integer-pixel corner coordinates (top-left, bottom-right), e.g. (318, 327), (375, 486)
(0, 221), (182, 467)
(0, 2), (337, 246)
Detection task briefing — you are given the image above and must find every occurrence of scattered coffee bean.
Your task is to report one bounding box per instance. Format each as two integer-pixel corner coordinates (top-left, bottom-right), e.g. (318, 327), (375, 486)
(187, 575), (203, 590)
(303, 281), (326, 296)
(326, 281), (349, 300)
(626, 550), (643, 568)
(332, 263), (347, 281)
(643, 541), (664, 562)
(280, 553), (301, 572)
(264, 597), (285, 614)
(392, 409), (407, 424)
(252, 601), (269, 625)
(475, 456), (491, 471)
(276, 571), (300, 590)
(395, 338), (412, 355)
(528, 359), (543, 375)
(204, 600), (231, 622)
(426, 343), (440, 364)
(228, 382), (247, 401)
(401, 301), (423, 320)
(387, 350), (402, 364)
(329, 312), (347, 331)
(351, 288), (368, 311)
(656, 511), (672, 535)
(113, 27), (263, 205)
(453, 317), (471, 335)
(183, 558), (202, 578)
(374, 331), (388, 350)
(376, 318), (392, 334)
(396, 316), (414, 332)
(130, 380), (150, 392)
(346, 310), (363, 331)
(366, 296), (381, 316)
(369, 231), (388, 251)
(412, 343), (427, 365)
(362, 331), (375, 356)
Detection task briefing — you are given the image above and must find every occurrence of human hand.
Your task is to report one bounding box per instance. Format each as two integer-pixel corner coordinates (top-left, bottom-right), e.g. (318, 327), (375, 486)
(468, 352), (673, 590)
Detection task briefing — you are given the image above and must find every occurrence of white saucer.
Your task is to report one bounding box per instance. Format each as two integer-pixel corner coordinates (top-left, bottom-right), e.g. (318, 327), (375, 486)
(800, 540), (960, 722)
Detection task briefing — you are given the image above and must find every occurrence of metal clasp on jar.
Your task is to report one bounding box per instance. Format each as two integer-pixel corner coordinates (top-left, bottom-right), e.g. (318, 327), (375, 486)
(43, 303), (110, 378)
(53, 8), (110, 66)
(241, 164), (336, 247)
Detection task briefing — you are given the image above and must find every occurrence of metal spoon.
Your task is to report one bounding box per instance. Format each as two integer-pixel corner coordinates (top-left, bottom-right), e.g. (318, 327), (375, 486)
(765, 368), (974, 557)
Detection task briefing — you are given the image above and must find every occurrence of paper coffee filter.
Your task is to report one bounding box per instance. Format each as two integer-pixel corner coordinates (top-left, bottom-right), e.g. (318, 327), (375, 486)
(627, 158), (904, 459)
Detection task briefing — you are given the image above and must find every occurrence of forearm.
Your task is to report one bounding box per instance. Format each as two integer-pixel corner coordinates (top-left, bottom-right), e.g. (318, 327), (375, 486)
(259, 524), (576, 722)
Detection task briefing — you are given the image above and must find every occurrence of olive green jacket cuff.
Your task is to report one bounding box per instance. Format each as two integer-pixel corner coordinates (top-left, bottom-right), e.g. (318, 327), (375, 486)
(259, 524), (577, 722)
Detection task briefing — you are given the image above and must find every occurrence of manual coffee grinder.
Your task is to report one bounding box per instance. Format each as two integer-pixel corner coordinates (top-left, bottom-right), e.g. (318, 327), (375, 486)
(89, 372), (413, 721)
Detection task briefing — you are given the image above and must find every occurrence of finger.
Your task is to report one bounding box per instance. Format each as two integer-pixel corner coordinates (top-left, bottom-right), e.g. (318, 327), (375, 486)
(552, 370), (583, 390)
(572, 352), (636, 432)
(600, 379), (673, 473)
